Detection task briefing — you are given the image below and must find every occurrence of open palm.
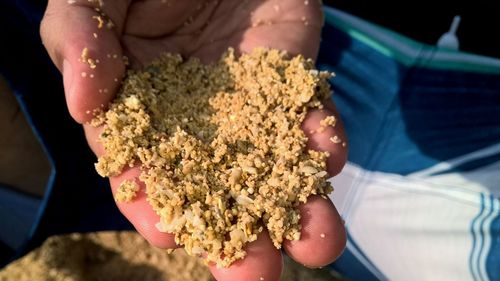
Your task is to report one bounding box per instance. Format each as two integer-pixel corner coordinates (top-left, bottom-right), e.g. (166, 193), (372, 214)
(41, 0), (347, 280)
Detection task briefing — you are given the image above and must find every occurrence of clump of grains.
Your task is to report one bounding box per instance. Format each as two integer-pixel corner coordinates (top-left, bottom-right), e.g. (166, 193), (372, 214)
(93, 48), (334, 267)
(115, 180), (140, 203)
(80, 47), (97, 69)
(320, 115), (336, 128)
(313, 115), (336, 134)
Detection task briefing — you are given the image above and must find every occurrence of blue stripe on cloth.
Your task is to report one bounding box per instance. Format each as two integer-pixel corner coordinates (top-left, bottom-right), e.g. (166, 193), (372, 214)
(477, 196), (494, 281)
(469, 194), (485, 281)
(469, 194), (484, 281)
(486, 197), (500, 281)
(469, 195), (499, 281)
(317, 20), (500, 176)
(431, 153), (500, 176)
(329, 230), (388, 281)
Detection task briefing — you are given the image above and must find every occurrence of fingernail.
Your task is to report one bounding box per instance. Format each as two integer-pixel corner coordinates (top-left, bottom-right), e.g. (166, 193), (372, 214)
(62, 59), (73, 99)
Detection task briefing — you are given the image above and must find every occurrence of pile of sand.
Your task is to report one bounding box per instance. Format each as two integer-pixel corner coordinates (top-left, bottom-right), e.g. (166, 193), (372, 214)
(0, 231), (343, 281)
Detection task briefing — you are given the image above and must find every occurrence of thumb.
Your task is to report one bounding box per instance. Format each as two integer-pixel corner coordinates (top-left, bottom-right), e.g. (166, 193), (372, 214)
(40, 0), (129, 123)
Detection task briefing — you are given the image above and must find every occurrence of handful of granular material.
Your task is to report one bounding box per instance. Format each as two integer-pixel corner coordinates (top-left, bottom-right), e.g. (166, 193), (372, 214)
(93, 48), (335, 267)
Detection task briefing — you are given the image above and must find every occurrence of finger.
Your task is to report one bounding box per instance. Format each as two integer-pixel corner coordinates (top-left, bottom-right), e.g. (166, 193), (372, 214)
(284, 195), (346, 267)
(236, 0), (324, 60)
(109, 165), (179, 249)
(84, 123), (177, 249)
(209, 230), (283, 281)
(302, 100), (348, 176)
(83, 124), (105, 156)
(40, 0), (129, 123)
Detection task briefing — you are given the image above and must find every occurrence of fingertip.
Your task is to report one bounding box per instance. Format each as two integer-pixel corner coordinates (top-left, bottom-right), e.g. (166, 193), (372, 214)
(302, 108), (348, 177)
(284, 195), (346, 268)
(65, 44), (125, 123)
(42, 6), (125, 124)
(209, 230), (283, 281)
(109, 167), (179, 249)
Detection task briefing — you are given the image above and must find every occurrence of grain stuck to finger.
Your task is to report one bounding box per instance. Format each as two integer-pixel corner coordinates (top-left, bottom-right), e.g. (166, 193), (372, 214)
(80, 47), (97, 69)
(329, 135), (341, 144)
(92, 15), (104, 29)
(115, 180), (140, 203)
(93, 48), (336, 268)
(320, 115), (336, 127)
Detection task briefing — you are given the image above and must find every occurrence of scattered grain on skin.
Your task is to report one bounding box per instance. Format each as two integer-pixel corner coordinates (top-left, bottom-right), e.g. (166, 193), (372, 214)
(93, 48), (335, 268)
(304, 0), (309, 5)
(81, 72), (87, 78)
(67, 0), (76, 4)
(90, 74), (95, 78)
(320, 116), (336, 127)
(342, 142), (346, 147)
(320, 233), (325, 238)
(92, 15), (104, 29)
(81, 47), (97, 69)
(329, 135), (341, 144)
(252, 19), (263, 27)
(93, 32), (98, 39)
(88, 59), (97, 69)
(273, 4), (280, 12)
(106, 19), (115, 29)
(81, 47), (89, 62)
(260, 277), (265, 281)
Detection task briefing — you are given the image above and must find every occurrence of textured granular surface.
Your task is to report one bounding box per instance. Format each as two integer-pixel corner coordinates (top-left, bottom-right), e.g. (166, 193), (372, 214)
(115, 179), (140, 203)
(93, 48), (334, 267)
(0, 232), (343, 281)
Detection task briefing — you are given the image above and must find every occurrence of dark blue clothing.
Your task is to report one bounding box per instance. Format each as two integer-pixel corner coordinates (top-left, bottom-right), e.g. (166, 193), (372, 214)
(0, 0), (132, 266)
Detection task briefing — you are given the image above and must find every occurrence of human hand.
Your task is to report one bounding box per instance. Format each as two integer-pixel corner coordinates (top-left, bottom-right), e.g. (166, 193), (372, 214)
(40, 0), (347, 280)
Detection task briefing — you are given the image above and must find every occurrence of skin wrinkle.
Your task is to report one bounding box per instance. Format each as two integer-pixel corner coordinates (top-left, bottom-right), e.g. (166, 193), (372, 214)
(120, 0), (322, 60)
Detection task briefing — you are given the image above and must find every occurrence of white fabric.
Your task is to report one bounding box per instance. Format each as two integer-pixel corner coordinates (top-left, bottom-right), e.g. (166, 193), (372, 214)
(328, 144), (500, 281)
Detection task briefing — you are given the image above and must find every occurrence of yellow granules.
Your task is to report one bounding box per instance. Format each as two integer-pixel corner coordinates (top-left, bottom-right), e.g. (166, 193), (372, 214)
(93, 48), (334, 267)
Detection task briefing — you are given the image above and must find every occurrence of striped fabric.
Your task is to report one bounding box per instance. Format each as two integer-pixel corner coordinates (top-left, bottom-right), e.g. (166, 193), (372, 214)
(321, 8), (500, 281)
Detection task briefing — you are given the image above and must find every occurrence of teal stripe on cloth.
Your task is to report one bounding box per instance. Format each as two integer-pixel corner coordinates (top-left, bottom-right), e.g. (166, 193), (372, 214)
(323, 7), (500, 74)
